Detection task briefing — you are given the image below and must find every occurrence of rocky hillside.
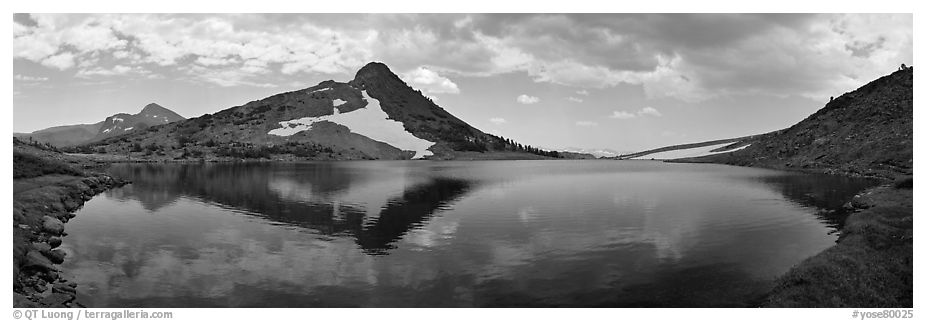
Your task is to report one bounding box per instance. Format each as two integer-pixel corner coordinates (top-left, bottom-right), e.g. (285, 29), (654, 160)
(15, 103), (185, 147)
(675, 67), (913, 179)
(92, 103), (185, 142)
(84, 62), (560, 160)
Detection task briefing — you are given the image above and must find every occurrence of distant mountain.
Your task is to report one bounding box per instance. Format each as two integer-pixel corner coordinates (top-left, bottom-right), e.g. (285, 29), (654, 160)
(14, 123), (103, 147)
(614, 134), (768, 160)
(560, 147), (626, 158)
(87, 62), (559, 160)
(94, 103), (186, 141)
(15, 103), (185, 147)
(673, 67), (912, 179)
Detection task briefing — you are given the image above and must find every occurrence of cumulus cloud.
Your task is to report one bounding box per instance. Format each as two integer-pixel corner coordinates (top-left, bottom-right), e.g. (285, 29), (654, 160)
(610, 106), (662, 120)
(637, 106), (662, 117)
(576, 89), (590, 96)
(609, 111), (636, 120)
(516, 94), (540, 104)
(567, 97), (584, 103)
(401, 66), (461, 94)
(575, 121), (598, 127)
(489, 117), (507, 124)
(75, 65), (149, 78)
(41, 52), (76, 70)
(11, 13), (912, 99)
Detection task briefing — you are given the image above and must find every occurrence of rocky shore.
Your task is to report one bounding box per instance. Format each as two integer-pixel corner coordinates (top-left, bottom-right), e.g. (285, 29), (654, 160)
(13, 141), (129, 308)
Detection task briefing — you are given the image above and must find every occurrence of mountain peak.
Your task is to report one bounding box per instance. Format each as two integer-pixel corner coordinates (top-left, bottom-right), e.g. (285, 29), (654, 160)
(351, 62), (403, 90)
(140, 103), (167, 113)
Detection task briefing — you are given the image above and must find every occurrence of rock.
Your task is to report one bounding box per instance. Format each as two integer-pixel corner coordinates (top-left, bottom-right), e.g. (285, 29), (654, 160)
(42, 216), (65, 235)
(31, 242), (51, 253)
(40, 270), (59, 282)
(13, 292), (40, 308)
(23, 251), (56, 272)
(40, 293), (74, 307)
(48, 237), (62, 249)
(44, 249), (66, 264)
(52, 283), (77, 294)
(842, 201), (855, 210)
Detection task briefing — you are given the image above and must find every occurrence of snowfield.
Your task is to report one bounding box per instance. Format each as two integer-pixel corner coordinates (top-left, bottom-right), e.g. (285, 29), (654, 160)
(631, 142), (751, 160)
(268, 90), (436, 159)
(332, 99), (347, 107)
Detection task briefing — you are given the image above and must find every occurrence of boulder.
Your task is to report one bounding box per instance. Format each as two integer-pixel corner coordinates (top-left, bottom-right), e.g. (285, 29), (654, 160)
(23, 251), (56, 272)
(42, 216), (65, 235)
(31, 242), (51, 253)
(48, 237), (62, 249)
(44, 249), (66, 264)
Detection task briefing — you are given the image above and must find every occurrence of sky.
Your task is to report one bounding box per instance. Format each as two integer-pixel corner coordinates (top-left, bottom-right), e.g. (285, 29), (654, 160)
(12, 13), (912, 152)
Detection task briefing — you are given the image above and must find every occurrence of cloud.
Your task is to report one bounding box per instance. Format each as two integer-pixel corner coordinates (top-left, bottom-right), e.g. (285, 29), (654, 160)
(40, 52), (76, 70)
(566, 97), (584, 103)
(14, 74), (49, 82)
(516, 94), (540, 104)
(576, 90), (590, 96)
(610, 106), (663, 120)
(75, 65), (149, 78)
(575, 121), (598, 127)
(489, 117), (507, 124)
(11, 13), (911, 100)
(609, 111), (636, 120)
(400, 66), (461, 94)
(637, 106), (662, 117)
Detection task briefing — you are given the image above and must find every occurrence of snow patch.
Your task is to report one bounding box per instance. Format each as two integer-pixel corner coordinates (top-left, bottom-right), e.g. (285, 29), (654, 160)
(332, 99), (347, 107)
(309, 87), (332, 93)
(112, 117), (124, 122)
(124, 127), (133, 131)
(102, 128), (111, 133)
(269, 90), (436, 159)
(631, 142), (751, 160)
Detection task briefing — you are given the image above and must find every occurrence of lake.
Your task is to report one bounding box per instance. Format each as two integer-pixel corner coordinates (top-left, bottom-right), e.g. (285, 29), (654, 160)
(59, 160), (876, 307)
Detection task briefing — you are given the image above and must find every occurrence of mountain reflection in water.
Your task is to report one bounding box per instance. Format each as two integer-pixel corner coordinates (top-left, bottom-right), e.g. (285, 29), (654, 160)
(59, 161), (876, 307)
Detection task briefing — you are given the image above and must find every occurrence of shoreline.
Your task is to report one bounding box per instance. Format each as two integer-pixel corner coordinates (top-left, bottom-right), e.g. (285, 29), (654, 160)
(763, 181), (912, 307)
(12, 148), (911, 308)
(13, 145), (130, 308)
(669, 158), (912, 307)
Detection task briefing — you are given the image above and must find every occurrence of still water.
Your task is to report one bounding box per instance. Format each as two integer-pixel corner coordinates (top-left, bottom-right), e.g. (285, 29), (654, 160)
(60, 161), (875, 307)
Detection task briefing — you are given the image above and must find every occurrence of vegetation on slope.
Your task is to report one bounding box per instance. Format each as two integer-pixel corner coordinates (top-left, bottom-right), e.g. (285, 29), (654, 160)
(679, 68), (913, 179)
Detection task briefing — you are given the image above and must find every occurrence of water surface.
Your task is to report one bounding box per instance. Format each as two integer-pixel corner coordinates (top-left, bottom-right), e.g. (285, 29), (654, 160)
(60, 161), (875, 307)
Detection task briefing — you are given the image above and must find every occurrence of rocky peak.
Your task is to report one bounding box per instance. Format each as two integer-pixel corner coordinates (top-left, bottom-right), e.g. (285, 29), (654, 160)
(350, 62), (406, 91)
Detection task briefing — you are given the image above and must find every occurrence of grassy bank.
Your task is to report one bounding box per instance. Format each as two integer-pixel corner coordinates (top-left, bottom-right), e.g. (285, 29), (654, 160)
(764, 179), (912, 307)
(12, 140), (128, 308)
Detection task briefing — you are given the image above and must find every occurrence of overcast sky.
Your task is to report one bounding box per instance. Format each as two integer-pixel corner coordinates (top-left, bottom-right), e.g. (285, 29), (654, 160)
(12, 13), (912, 151)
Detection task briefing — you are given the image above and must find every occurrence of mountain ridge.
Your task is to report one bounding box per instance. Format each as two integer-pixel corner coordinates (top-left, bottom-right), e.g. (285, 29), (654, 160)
(80, 62), (561, 160)
(673, 67), (912, 179)
(15, 103), (186, 147)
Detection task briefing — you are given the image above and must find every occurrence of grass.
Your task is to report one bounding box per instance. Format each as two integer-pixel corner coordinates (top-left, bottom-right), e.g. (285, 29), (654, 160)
(13, 152), (83, 179)
(765, 183), (912, 307)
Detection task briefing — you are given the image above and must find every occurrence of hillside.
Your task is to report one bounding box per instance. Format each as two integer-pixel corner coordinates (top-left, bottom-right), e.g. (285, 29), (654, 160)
(675, 68), (913, 179)
(83, 62), (560, 160)
(92, 103), (185, 142)
(14, 124), (102, 147)
(16, 103), (185, 147)
(615, 134), (767, 160)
